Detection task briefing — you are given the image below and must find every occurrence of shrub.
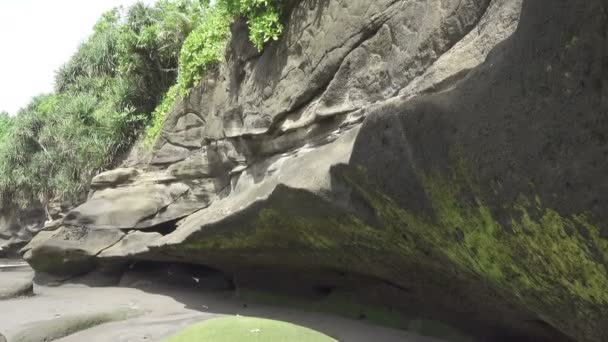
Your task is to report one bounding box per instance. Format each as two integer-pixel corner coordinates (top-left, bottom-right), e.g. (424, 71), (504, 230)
(177, 4), (231, 95)
(148, 0), (285, 145)
(144, 84), (178, 147)
(227, 0), (284, 51)
(177, 0), (283, 94)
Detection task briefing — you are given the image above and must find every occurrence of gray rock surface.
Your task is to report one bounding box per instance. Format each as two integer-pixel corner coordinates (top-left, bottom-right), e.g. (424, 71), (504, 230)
(9, 309), (140, 342)
(23, 0), (608, 341)
(90, 168), (139, 188)
(63, 179), (205, 230)
(23, 226), (124, 275)
(400, 0), (522, 97)
(98, 231), (163, 259)
(0, 268), (33, 300)
(59, 0), (510, 239)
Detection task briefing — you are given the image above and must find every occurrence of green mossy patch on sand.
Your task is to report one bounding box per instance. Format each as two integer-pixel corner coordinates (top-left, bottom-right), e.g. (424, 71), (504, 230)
(165, 316), (336, 342)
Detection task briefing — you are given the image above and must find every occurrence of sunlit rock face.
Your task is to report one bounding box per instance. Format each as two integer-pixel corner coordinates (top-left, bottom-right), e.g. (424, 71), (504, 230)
(24, 0), (608, 340)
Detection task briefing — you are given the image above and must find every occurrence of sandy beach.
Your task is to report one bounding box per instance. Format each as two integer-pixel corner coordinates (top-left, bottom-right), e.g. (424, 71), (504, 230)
(0, 261), (448, 342)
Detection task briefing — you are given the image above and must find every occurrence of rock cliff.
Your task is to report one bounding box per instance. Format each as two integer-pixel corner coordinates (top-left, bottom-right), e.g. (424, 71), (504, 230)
(22, 0), (608, 341)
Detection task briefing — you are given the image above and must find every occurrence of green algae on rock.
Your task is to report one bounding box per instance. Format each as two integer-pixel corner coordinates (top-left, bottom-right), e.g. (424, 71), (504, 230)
(341, 160), (608, 341)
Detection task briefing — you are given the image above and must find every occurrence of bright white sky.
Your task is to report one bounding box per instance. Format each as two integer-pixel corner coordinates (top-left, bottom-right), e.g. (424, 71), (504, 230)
(0, 0), (155, 115)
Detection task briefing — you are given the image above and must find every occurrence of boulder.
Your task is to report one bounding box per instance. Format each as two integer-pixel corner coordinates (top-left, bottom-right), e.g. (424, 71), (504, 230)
(22, 226), (124, 275)
(62, 184), (201, 230)
(90, 168), (138, 189)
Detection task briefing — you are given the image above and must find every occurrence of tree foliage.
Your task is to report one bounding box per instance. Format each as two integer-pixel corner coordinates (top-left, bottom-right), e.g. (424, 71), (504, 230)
(0, 0), (284, 213)
(177, 0), (284, 94)
(144, 84), (178, 147)
(0, 111), (12, 142)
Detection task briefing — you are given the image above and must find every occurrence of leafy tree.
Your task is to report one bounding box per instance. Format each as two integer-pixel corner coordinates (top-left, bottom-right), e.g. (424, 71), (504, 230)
(0, 111), (12, 142)
(0, 0), (286, 214)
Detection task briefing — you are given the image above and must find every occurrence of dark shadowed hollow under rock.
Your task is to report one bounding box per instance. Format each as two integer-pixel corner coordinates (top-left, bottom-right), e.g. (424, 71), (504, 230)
(19, 0), (608, 341)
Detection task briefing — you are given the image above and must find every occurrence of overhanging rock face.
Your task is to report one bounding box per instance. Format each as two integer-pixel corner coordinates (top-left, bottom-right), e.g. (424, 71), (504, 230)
(24, 0), (608, 340)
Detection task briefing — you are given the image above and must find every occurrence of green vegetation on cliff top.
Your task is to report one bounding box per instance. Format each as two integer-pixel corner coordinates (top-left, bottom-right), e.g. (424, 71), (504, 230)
(0, 0), (284, 213)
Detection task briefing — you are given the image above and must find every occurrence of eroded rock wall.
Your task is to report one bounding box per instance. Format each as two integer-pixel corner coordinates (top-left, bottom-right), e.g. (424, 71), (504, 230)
(23, 0), (608, 340)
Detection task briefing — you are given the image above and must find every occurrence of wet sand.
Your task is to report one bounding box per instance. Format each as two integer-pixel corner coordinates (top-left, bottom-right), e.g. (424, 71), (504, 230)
(0, 262), (448, 342)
